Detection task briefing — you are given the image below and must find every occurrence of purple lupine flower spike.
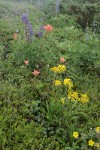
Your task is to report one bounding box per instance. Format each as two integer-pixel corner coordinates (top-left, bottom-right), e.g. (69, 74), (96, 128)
(39, 26), (44, 31)
(37, 31), (43, 38)
(25, 23), (33, 43)
(22, 13), (33, 43)
(22, 13), (29, 24)
(56, 0), (60, 15)
(38, 26), (44, 38)
(29, 23), (33, 36)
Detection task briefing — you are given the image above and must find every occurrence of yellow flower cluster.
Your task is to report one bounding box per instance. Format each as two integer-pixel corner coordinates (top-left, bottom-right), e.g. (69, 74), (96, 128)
(51, 64), (90, 104)
(88, 140), (100, 148)
(68, 91), (79, 101)
(64, 78), (73, 88)
(68, 91), (89, 104)
(51, 65), (66, 73)
(54, 80), (61, 86)
(80, 94), (89, 104)
(88, 127), (100, 148)
(54, 78), (73, 88)
(73, 133), (99, 148)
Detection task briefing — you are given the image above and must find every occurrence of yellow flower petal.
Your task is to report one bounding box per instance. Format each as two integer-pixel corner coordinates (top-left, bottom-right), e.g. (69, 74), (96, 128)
(96, 127), (100, 133)
(61, 98), (65, 104)
(80, 94), (89, 104)
(64, 78), (73, 88)
(54, 80), (62, 86)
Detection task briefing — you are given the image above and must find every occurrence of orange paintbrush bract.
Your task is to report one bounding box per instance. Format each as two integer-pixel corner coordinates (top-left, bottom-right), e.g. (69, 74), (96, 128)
(32, 70), (40, 76)
(60, 57), (65, 63)
(44, 24), (53, 32)
(24, 60), (29, 65)
(13, 33), (18, 40)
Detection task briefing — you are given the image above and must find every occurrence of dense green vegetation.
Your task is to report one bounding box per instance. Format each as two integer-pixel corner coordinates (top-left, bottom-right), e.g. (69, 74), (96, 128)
(0, 0), (100, 149)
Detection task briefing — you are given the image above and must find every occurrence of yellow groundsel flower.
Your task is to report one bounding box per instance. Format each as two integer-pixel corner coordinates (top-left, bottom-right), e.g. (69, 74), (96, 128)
(94, 142), (100, 148)
(68, 91), (79, 101)
(54, 80), (61, 86)
(50, 66), (56, 71)
(88, 140), (94, 146)
(80, 94), (89, 104)
(73, 132), (79, 138)
(50, 66), (59, 72)
(57, 65), (66, 73)
(68, 91), (72, 99)
(50, 65), (66, 73)
(61, 98), (65, 104)
(95, 127), (100, 133)
(64, 78), (73, 88)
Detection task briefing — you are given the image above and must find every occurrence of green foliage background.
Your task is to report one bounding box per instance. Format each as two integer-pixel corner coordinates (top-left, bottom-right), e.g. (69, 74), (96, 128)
(0, 0), (100, 149)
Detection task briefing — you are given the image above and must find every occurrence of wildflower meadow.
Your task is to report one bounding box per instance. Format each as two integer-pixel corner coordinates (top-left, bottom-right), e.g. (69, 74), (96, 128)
(0, 0), (100, 149)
